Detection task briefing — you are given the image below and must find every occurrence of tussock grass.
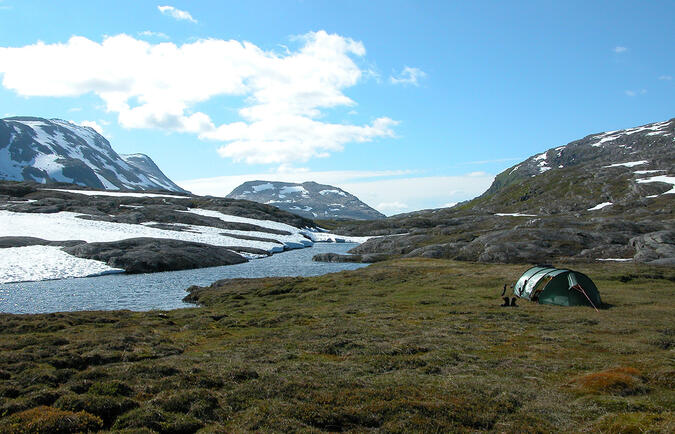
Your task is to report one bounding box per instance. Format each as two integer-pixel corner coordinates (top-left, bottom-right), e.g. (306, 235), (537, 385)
(0, 259), (673, 432)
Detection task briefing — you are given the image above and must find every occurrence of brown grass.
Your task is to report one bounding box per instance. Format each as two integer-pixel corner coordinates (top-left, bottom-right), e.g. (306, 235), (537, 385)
(571, 367), (647, 396)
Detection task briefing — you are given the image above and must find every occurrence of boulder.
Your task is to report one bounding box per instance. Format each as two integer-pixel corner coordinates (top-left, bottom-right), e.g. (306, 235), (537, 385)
(63, 237), (247, 273)
(630, 231), (675, 264)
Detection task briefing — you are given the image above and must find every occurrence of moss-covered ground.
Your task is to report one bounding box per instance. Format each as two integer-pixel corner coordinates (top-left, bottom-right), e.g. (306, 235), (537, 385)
(1, 259), (673, 432)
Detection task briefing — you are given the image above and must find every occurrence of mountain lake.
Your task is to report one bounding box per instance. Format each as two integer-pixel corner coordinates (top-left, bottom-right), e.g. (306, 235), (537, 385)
(0, 243), (367, 314)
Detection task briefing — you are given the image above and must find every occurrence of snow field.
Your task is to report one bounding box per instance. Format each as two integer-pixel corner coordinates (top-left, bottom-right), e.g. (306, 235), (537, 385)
(42, 188), (189, 199)
(0, 207), (371, 283)
(0, 245), (124, 284)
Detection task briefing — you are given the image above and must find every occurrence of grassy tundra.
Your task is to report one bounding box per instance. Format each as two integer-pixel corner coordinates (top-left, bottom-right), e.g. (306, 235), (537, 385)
(0, 259), (673, 432)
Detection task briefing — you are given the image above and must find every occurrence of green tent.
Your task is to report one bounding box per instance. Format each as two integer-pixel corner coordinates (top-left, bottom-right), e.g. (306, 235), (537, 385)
(514, 266), (602, 308)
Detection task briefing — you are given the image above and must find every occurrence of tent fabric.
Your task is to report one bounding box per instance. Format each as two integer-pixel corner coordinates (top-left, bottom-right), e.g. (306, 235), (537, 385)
(514, 266), (602, 307)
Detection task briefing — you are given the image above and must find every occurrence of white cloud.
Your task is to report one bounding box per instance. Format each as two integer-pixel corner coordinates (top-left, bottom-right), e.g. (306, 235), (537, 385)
(67, 107), (82, 112)
(77, 120), (105, 135)
(658, 75), (672, 81)
(138, 30), (170, 39)
(377, 202), (408, 214)
(613, 46), (627, 53)
(390, 66), (426, 86)
(178, 169), (494, 216)
(0, 31), (396, 165)
(157, 5), (197, 23)
(624, 89), (647, 97)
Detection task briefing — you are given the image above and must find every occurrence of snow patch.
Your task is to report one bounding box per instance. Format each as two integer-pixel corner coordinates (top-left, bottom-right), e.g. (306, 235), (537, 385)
(588, 202), (612, 211)
(591, 120), (671, 147)
(0, 245), (124, 284)
(280, 186), (309, 195)
(603, 160), (648, 168)
(634, 170), (665, 175)
(252, 183), (275, 192)
(597, 258), (633, 262)
(42, 189), (188, 199)
(319, 189), (347, 196)
(495, 213), (537, 217)
(636, 175), (675, 194)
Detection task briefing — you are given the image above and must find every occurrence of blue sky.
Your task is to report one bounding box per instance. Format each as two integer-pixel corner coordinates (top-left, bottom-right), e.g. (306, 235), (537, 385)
(0, 1), (673, 214)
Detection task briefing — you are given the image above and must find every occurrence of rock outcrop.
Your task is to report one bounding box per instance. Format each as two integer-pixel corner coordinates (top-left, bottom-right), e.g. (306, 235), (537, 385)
(64, 238), (248, 273)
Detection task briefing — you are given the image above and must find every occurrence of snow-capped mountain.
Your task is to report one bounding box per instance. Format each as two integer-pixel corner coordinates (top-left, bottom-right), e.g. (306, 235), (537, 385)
(0, 116), (187, 193)
(227, 181), (385, 220)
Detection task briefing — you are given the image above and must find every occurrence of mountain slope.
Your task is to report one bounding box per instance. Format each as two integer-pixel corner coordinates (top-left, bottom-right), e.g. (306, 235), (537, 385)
(474, 118), (674, 213)
(327, 118), (675, 265)
(0, 116), (187, 193)
(227, 180), (385, 220)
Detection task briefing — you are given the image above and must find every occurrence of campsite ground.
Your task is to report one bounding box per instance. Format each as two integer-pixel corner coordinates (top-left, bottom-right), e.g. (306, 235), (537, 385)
(0, 259), (673, 432)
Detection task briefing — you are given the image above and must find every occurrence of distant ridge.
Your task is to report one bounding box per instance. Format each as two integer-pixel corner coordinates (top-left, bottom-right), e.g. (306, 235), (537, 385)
(227, 180), (385, 220)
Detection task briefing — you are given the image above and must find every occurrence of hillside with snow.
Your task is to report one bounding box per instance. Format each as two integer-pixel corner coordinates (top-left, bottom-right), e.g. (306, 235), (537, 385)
(227, 180), (385, 220)
(0, 183), (369, 283)
(325, 118), (675, 265)
(0, 116), (187, 193)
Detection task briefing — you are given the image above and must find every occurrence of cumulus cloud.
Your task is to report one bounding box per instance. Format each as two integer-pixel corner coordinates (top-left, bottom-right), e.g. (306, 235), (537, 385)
(157, 5), (197, 23)
(624, 89), (647, 97)
(77, 120), (105, 135)
(390, 66), (426, 86)
(0, 31), (397, 164)
(658, 75), (672, 81)
(613, 46), (627, 53)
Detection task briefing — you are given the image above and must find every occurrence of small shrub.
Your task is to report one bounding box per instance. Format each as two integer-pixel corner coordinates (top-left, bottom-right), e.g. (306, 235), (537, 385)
(571, 367), (647, 396)
(0, 386), (20, 399)
(15, 366), (59, 388)
(112, 406), (204, 433)
(0, 405), (102, 433)
(55, 393), (138, 425)
(25, 388), (61, 407)
(88, 380), (133, 397)
(592, 411), (674, 433)
(130, 363), (180, 378)
(151, 388), (220, 420)
(230, 368), (259, 382)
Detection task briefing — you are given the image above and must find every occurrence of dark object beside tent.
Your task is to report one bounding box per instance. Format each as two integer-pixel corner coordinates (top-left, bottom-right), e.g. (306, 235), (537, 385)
(514, 266), (602, 308)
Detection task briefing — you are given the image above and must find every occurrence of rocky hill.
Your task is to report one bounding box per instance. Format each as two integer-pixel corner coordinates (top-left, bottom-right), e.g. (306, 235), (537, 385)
(0, 116), (187, 193)
(227, 180), (385, 220)
(324, 118), (675, 265)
